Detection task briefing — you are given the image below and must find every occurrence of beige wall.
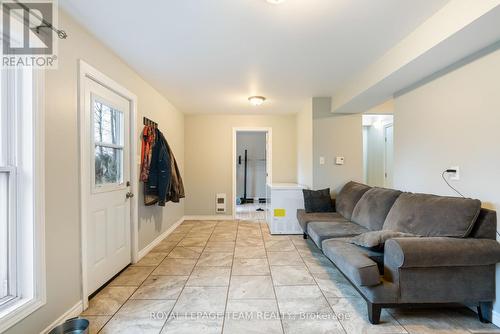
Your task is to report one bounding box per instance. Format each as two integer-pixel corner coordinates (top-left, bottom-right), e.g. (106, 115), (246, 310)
(184, 114), (297, 216)
(313, 114), (363, 195)
(393, 46), (500, 317)
(5, 9), (185, 334)
(296, 102), (313, 188)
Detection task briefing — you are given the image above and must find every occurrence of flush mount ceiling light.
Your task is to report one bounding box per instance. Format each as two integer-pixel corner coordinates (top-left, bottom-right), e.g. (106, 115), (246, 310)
(248, 96), (266, 106)
(266, 0), (286, 4)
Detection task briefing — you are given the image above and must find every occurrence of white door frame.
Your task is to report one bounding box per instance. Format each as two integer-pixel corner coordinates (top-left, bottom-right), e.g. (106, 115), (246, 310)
(78, 60), (139, 309)
(383, 122), (394, 188)
(232, 127), (272, 219)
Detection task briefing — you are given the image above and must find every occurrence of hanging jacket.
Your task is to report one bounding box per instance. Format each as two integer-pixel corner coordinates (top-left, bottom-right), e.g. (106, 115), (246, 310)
(140, 125), (156, 182)
(144, 129), (171, 206)
(165, 140), (185, 203)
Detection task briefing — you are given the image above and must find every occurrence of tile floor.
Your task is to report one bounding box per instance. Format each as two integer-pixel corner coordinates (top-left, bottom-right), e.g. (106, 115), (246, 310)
(235, 203), (267, 222)
(81, 220), (500, 334)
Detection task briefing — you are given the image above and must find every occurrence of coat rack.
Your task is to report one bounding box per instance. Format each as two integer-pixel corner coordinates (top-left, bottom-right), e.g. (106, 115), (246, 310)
(143, 117), (158, 128)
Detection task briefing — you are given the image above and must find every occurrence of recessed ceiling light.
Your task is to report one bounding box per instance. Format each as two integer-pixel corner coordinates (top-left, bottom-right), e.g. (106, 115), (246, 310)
(266, 0), (286, 4)
(248, 96), (266, 106)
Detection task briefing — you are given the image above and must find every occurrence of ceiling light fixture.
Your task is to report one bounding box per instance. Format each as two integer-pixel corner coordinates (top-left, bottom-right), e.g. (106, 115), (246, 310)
(248, 96), (266, 106)
(266, 0), (286, 4)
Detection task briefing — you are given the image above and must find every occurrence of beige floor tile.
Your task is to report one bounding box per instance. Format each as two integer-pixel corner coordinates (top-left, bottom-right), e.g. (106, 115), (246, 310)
(172, 286), (228, 313)
(178, 237), (208, 247)
(132, 252), (168, 267)
(85, 315), (111, 334)
(229, 275), (275, 299)
(275, 285), (332, 315)
(196, 252), (233, 267)
(109, 266), (154, 287)
(100, 299), (175, 334)
(204, 241), (235, 252)
(153, 258), (196, 276)
(209, 233), (237, 242)
(186, 267), (231, 287)
(445, 308), (500, 333)
(164, 233), (187, 242)
(161, 316), (223, 334)
(167, 247), (203, 259)
(236, 237), (264, 247)
(131, 275), (188, 300)
(152, 240), (179, 253)
(328, 297), (407, 334)
(82, 286), (137, 316)
(270, 265), (315, 286)
(312, 271), (360, 298)
(232, 258), (270, 276)
(234, 246), (267, 259)
(224, 299), (283, 333)
(267, 251), (303, 266)
(281, 317), (344, 334)
(389, 308), (472, 334)
(265, 240), (296, 252)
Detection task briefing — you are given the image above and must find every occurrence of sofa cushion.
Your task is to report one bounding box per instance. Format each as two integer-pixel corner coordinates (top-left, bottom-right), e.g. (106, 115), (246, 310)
(303, 188), (335, 213)
(307, 221), (368, 249)
(351, 187), (402, 231)
(383, 193), (481, 238)
(350, 230), (418, 251)
(322, 240), (381, 287)
(335, 181), (371, 220)
(296, 209), (344, 232)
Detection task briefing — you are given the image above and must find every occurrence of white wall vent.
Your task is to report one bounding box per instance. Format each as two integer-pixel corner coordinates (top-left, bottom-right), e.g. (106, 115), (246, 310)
(216, 193), (227, 214)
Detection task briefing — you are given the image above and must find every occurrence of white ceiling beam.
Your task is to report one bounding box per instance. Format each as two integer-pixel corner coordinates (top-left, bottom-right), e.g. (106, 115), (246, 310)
(332, 0), (500, 114)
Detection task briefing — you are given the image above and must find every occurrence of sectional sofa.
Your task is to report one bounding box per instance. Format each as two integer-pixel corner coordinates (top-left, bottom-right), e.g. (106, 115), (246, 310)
(297, 181), (500, 324)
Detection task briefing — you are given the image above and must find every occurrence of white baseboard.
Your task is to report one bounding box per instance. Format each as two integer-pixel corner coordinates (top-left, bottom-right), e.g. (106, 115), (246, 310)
(41, 301), (83, 334)
(183, 215), (234, 221)
(492, 308), (500, 327)
(137, 217), (185, 261)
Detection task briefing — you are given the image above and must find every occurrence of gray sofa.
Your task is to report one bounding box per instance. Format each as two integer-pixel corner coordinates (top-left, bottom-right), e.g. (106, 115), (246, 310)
(297, 181), (500, 324)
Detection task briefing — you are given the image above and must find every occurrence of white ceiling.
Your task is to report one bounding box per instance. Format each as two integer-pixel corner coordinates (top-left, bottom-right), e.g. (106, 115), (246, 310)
(61, 0), (449, 114)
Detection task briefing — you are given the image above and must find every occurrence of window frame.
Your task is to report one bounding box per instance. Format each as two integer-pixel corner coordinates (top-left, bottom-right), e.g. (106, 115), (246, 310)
(0, 66), (46, 333)
(90, 93), (126, 193)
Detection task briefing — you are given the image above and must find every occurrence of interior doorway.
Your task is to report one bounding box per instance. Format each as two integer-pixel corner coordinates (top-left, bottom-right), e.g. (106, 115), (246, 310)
(362, 114), (394, 188)
(232, 128), (272, 222)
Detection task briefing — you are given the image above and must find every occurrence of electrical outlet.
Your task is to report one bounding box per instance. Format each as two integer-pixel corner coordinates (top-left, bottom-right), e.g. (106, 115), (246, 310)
(449, 166), (460, 180)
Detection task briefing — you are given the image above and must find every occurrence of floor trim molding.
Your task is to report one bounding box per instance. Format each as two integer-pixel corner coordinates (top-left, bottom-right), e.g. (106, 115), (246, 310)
(184, 215), (234, 221)
(137, 216), (185, 261)
(491, 308), (500, 327)
(41, 301), (83, 334)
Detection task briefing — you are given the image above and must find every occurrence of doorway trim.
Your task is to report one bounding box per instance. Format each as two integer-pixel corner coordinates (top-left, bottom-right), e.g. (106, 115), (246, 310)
(383, 122), (394, 188)
(232, 127), (272, 219)
(78, 60), (139, 309)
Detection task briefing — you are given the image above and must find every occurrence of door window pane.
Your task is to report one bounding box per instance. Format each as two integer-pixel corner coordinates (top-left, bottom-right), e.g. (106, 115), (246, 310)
(93, 101), (123, 145)
(0, 172), (9, 300)
(95, 146), (123, 185)
(93, 99), (124, 187)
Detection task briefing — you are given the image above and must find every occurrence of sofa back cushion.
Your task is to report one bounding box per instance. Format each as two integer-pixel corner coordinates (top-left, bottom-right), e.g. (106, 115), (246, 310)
(335, 181), (371, 220)
(383, 192), (481, 237)
(351, 187), (402, 231)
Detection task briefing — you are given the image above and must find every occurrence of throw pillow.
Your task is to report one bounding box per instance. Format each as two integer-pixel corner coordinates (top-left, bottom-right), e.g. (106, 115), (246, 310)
(350, 230), (419, 251)
(303, 188), (335, 213)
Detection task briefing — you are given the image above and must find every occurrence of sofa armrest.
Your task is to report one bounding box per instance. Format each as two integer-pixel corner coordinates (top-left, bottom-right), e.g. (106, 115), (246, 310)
(385, 237), (500, 269)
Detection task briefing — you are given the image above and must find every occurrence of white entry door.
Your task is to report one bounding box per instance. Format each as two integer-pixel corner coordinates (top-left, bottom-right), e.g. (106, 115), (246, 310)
(83, 78), (132, 295)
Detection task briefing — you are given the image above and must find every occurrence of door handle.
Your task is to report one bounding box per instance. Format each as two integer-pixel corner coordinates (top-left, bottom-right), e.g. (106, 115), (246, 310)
(126, 192), (134, 199)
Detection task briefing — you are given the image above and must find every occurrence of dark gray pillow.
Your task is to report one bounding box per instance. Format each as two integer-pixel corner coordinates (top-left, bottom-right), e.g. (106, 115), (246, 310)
(351, 187), (402, 231)
(303, 188), (334, 213)
(335, 181), (371, 220)
(383, 193), (481, 238)
(350, 230), (418, 251)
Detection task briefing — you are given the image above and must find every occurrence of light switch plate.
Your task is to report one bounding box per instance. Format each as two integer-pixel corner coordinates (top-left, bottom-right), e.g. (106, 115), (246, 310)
(335, 157), (345, 165)
(319, 157), (325, 165)
(450, 166), (460, 180)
